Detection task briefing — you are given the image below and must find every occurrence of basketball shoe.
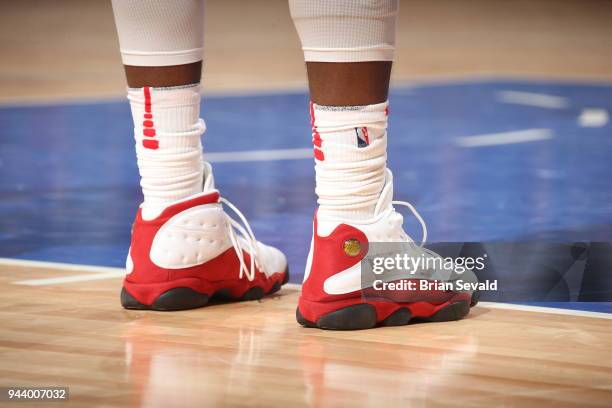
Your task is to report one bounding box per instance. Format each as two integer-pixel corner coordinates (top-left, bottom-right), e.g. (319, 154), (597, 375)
(121, 162), (289, 311)
(297, 168), (478, 330)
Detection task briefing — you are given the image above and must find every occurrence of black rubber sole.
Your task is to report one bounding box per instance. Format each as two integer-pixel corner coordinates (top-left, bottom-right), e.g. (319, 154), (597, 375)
(470, 289), (480, 307)
(121, 268), (289, 311)
(296, 299), (473, 331)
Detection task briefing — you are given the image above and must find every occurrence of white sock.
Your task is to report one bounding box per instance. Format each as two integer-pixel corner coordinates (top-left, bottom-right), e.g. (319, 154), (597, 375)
(127, 84), (205, 219)
(310, 101), (388, 220)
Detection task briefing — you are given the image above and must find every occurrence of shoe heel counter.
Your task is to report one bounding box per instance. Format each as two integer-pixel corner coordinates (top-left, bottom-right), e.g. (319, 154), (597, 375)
(127, 191), (224, 283)
(127, 202), (234, 283)
(127, 215), (169, 283)
(302, 220), (369, 301)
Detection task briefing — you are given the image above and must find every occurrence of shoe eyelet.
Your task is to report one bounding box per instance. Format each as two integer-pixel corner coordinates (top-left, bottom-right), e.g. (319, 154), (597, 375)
(343, 239), (361, 257)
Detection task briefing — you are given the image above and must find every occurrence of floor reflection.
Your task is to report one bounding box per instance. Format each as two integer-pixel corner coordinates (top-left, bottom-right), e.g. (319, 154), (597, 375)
(121, 311), (479, 407)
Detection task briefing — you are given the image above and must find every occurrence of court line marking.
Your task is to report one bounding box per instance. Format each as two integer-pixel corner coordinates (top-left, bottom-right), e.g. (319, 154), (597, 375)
(578, 108), (609, 128)
(497, 90), (570, 109)
(478, 302), (612, 320)
(13, 271), (126, 286)
(207, 148), (312, 163)
(0, 257), (124, 274)
(4, 258), (610, 319)
(456, 128), (553, 147)
(1, 258), (304, 287)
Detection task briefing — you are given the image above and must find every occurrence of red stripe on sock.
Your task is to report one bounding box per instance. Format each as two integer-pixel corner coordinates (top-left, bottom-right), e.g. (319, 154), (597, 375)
(309, 101), (315, 126)
(310, 101), (324, 159)
(142, 139), (159, 149)
(313, 132), (322, 147)
(144, 87), (152, 113)
(143, 128), (156, 137)
(141, 87), (158, 147)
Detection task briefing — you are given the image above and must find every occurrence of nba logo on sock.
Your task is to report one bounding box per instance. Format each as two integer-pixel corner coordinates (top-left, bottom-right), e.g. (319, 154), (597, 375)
(355, 127), (370, 147)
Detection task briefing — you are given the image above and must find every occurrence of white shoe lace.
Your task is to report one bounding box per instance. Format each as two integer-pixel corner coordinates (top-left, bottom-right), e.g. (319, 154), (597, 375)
(218, 190), (426, 281)
(392, 200), (470, 281)
(392, 200), (428, 246)
(220, 197), (261, 281)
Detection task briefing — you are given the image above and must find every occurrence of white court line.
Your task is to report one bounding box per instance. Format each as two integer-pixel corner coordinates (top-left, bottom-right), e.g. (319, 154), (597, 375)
(206, 148), (312, 163)
(4, 258), (610, 319)
(0, 257), (123, 274)
(1, 257), (304, 288)
(14, 271), (126, 286)
(497, 90), (570, 109)
(479, 302), (612, 320)
(456, 128), (553, 147)
(578, 108), (609, 128)
(0, 257), (126, 286)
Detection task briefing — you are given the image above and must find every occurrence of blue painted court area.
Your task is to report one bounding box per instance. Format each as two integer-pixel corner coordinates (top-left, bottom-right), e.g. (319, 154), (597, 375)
(1, 79), (611, 311)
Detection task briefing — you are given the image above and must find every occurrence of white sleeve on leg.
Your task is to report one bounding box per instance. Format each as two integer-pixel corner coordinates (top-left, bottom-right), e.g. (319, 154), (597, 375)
(289, 0), (399, 62)
(111, 0), (205, 66)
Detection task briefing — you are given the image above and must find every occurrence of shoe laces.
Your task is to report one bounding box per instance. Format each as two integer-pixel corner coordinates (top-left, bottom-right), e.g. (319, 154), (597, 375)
(392, 200), (453, 279)
(220, 197), (261, 281)
(391, 200), (428, 246)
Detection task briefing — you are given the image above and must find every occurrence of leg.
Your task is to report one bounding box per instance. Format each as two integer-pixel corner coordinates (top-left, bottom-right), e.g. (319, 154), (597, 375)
(124, 62), (202, 88)
(113, 0), (204, 86)
(306, 61), (392, 106)
(111, 0), (287, 311)
(290, 0), (398, 220)
(293, 0), (396, 106)
(111, 0), (206, 217)
(290, 0), (477, 329)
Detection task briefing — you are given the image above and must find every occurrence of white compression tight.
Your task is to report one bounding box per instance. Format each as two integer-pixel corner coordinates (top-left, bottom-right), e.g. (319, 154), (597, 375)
(111, 0), (205, 67)
(289, 0), (399, 62)
(112, 0), (398, 66)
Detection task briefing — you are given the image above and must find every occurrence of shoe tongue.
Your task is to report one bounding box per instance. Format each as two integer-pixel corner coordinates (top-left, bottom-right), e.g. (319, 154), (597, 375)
(374, 168), (394, 216)
(202, 161), (216, 192)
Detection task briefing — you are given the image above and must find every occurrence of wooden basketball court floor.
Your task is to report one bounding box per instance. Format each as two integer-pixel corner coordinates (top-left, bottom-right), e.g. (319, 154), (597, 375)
(1, 1), (612, 407)
(0, 259), (611, 407)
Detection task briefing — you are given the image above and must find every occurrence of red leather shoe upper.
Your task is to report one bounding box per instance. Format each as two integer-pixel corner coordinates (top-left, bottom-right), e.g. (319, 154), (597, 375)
(301, 215), (369, 303)
(127, 191), (230, 284)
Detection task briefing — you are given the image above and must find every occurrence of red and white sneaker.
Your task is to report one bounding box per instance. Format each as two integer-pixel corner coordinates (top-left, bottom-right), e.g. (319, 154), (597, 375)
(297, 169), (478, 330)
(121, 162), (289, 311)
